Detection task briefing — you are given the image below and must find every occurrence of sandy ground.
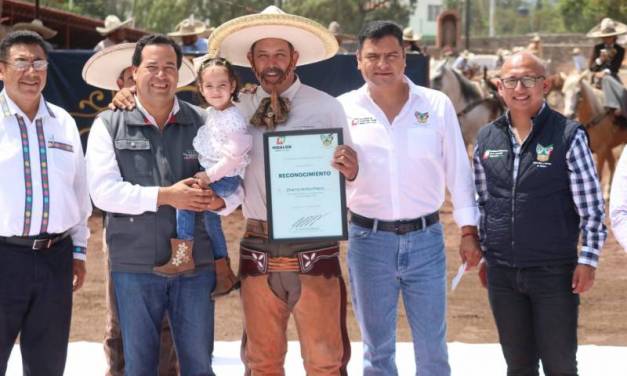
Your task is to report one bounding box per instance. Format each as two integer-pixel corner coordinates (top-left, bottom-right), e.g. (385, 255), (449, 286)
(70, 197), (627, 345)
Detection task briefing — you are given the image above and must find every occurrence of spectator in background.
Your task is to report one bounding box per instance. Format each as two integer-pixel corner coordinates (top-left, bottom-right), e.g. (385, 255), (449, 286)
(94, 15), (133, 52)
(168, 16), (209, 55)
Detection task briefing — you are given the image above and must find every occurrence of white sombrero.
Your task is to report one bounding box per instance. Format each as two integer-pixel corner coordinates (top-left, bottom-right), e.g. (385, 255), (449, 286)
(168, 17), (207, 37)
(207, 6), (338, 67)
(97, 15), (133, 36)
(403, 27), (422, 42)
(12, 19), (57, 39)
(586, 17), (627, 38)
(81, 43), (196, 91)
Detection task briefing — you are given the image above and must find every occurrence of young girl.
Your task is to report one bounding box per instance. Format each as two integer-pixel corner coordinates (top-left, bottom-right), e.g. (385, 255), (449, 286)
(156, 57), (251, 297)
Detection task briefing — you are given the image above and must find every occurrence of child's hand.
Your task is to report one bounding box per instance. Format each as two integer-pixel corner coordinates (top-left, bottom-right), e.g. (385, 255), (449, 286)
(194, 172), (212, 188)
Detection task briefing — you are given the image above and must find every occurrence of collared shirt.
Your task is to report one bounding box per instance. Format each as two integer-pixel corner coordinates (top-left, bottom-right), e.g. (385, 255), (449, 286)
(234, 77), (351, 221)
(180, 38), (208, 54)
(337, 77), (479, 226)
(610, 147), (627, 251)
(0, 90), (91, 259)
(473, 105), (607, 267)
(86, 95), (242, 216)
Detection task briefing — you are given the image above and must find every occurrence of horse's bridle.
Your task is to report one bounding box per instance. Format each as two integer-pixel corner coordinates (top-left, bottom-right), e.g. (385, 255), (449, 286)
(456, 93), (504, 118)
(570, 89), (610, 130)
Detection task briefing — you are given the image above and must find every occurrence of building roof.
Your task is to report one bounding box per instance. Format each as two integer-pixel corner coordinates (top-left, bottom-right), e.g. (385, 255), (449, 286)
(1, 0), (147, 49)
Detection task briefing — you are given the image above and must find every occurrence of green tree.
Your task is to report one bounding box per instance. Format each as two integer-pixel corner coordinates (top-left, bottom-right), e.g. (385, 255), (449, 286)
(558, 0), (627, 33)
(284, 0), (417, 35)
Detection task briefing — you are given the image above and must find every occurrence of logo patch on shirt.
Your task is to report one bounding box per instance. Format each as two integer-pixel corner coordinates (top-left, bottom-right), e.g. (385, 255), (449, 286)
(350, 117), (377, 126)
(182, 150), (198, 160)
(535, 144), (554, 162)
(482, 149), (508, 160)
(415, 111), (429, 124)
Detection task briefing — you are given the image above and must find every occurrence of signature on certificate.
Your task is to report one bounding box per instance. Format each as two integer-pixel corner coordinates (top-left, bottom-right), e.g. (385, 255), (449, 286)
(291, 213), (329, 229)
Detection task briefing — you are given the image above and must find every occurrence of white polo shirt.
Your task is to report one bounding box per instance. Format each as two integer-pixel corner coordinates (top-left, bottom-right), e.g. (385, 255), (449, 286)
(337, 77), (479, 226)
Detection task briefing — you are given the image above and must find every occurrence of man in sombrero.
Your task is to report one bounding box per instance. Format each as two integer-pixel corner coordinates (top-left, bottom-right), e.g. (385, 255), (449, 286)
(94, 15), (133, 52)
(208, 6), (357, 375)
(168, 16), (209, 55)
(587, 17), (627, 127)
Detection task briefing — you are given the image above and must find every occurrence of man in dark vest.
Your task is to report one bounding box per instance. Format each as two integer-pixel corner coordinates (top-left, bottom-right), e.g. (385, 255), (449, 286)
(85, 34), (241, 376)
(473, 51), (607, 375)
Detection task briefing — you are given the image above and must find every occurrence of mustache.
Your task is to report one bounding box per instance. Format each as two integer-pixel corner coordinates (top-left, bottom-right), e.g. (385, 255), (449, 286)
(260, 67), (285, 79)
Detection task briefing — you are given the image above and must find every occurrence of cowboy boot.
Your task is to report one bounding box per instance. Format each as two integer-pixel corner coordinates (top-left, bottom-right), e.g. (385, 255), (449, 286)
(153, 239), (196, 276)
(211, 257), (240, 298)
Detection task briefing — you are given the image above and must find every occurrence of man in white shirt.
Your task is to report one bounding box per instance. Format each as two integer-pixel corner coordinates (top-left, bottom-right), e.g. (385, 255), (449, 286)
(337, 21), (481, 375)
(611, 147), (627, 251)
(0, 30), (91, 375)
(86, 35), (240, 375)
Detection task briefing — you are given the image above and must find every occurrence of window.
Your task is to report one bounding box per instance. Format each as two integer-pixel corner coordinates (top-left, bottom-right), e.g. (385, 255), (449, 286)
(428, 5), (442, 22)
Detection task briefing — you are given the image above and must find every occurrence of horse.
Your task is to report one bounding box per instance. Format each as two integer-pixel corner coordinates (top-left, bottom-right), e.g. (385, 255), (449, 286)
(562, 70), (627, 195)
(430, 61), (504, 152)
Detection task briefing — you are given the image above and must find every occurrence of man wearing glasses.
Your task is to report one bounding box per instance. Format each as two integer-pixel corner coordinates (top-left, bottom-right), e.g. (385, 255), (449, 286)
(0, 31), (91, 375)
(473, 51), (606, 375)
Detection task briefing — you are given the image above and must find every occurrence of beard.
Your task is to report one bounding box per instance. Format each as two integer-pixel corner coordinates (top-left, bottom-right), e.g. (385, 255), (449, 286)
(258, 66), (286, 84)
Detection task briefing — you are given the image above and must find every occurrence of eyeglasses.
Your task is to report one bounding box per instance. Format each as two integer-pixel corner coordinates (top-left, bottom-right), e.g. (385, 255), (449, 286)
(500, 76), (545, 89)
(1, 60), (49, 71)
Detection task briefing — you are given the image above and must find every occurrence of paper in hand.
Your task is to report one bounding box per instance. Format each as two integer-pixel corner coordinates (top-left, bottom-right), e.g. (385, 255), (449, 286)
(451, 262), (467, 291)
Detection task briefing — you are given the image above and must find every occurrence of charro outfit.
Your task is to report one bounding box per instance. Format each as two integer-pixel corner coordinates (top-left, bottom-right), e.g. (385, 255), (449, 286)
(235, 78), (351, 375)
(473, 104), (607, 375)
(338, 77), (479, 375)
(0, 90), (91, 375)
(207, 6), (351, 375)
(86, 96), (242, 376)
(590, 43), (627, 119)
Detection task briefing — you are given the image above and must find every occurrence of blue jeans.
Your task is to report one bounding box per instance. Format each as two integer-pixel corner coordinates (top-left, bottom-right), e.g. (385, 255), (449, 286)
(176, 175), (241, 259)
(487, 264), (579, 376)
(348, 221), (449, 376)
(112, 270), (216, 376)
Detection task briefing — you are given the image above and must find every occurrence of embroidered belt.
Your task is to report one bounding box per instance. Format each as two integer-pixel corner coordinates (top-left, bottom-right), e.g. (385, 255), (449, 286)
(240, 245), (341, 278)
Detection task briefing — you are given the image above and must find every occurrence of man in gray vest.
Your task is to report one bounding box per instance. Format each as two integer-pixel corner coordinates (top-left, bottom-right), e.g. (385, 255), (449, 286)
(86, 34), (241, 376)
(474, 51), (606, 375)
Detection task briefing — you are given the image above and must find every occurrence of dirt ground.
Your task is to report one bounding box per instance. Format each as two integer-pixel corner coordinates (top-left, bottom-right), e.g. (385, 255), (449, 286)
(71, 194), (627, 345)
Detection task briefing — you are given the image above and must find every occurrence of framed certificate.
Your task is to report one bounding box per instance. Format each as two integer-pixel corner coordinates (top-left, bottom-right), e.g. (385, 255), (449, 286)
(263, 128), (348, 243)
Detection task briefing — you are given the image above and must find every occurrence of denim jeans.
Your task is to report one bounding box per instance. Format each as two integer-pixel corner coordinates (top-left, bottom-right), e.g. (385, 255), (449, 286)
(487, 264), (579, 376)
(112, 270), (216, 376)
(176, 175), (241, 259)
(348, 221), (449, 376)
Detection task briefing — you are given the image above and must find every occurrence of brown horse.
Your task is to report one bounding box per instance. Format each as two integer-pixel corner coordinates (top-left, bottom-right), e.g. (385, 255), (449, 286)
(430, 61), (504, 152)
(562, 71), (627, 195)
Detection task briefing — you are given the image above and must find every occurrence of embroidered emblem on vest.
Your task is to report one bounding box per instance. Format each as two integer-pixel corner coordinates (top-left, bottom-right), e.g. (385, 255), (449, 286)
(536, 144), (554, 162)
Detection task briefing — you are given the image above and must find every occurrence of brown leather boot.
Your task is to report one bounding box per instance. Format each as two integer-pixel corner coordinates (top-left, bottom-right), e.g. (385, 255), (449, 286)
(211, 257), (239, 298)
(153, 239), (196, 276)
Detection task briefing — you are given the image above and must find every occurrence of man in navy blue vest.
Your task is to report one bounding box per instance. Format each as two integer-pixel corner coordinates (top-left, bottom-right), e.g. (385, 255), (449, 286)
(473, 51), (607, 375)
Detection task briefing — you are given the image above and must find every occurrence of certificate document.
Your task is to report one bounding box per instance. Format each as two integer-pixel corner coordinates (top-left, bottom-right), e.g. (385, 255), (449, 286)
(263, 128), (348, 242)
